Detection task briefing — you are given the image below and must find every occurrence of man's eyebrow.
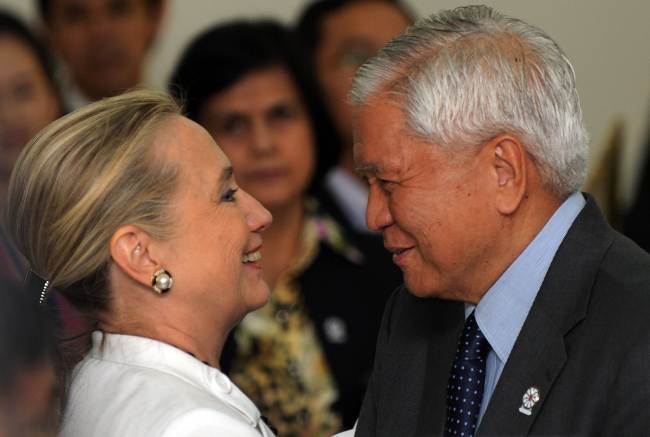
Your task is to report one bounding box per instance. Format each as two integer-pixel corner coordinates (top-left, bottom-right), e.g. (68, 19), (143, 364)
(354, 162), (380, 175)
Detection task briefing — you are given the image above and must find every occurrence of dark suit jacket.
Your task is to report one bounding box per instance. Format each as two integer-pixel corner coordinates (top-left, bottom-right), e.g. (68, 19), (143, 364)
(355, 196), (650, 436)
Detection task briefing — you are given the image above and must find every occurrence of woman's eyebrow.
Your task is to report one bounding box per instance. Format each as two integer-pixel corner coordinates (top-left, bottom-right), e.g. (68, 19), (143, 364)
(218, 166), (234, 188)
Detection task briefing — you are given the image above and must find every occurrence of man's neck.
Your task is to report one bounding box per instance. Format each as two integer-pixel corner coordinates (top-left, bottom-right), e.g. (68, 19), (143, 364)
(466, 190), (563, 304)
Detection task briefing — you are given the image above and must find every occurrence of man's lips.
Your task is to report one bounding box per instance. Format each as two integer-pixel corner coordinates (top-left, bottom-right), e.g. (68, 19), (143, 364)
(385, 245), (416, 265)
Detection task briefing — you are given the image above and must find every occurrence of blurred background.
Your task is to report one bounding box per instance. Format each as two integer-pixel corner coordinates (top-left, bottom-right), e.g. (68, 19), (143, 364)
(2, 0), (647, 213)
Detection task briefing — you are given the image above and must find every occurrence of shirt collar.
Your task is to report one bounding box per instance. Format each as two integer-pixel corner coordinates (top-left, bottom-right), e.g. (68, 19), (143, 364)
(465, 192), (586, 363)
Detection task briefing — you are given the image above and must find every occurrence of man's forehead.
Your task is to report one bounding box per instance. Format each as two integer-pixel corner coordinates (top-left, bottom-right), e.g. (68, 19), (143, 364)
(354, 94), (407, 150)
(353, 136), (405, 177)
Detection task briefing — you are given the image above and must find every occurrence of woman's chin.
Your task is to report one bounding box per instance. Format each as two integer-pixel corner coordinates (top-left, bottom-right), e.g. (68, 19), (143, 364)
(246, 281), (272, 312)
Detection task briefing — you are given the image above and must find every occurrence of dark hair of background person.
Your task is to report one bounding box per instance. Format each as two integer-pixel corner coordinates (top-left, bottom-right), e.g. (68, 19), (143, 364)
(0, 280), (58, 433)
(35, 0), (163, 20)
(168, 20), (341, 192)
(295, 0), (415, 66)
(624, 117), (650, 251)
(0, 8), (57, 89)
(0, 281), (55, 392)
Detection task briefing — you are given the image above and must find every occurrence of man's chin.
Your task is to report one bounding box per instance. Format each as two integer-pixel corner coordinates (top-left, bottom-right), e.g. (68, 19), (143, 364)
(403, 278), (439, 299)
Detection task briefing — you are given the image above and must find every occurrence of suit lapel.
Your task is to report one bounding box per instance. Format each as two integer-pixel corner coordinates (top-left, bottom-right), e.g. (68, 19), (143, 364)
(477, 307), (566, 435)
(478, 195), (616, 436)
(378, 295), (463, 436)
(415, 300), (465, 436)
(381, 332), (430, 436)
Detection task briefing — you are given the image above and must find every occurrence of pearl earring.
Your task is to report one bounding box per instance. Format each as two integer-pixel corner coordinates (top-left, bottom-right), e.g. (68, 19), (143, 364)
(151, 269), (173, 294)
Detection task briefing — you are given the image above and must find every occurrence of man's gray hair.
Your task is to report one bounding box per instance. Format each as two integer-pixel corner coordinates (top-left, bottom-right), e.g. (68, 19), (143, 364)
(350, 5), (588, 196)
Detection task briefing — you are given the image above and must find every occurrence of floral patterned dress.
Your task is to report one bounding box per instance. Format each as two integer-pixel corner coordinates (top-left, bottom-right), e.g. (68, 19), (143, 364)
(229, 201), (365, 437)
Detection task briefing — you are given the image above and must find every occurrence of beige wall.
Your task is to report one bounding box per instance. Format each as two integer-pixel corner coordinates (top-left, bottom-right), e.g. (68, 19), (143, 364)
(2, 0), (648, 205)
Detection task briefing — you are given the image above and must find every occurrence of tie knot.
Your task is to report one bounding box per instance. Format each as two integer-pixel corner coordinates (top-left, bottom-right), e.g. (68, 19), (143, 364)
(459, 313), (490, 362)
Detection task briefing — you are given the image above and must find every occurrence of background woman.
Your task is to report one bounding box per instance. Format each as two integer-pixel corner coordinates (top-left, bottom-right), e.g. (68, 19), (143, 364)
(0, 9), (61, 285)
(6, 89), (275, 436)
(170, 21), (400, 437)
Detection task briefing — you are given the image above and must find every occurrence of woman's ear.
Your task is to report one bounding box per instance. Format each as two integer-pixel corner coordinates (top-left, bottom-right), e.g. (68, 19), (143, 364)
(109, 226), (158, 289)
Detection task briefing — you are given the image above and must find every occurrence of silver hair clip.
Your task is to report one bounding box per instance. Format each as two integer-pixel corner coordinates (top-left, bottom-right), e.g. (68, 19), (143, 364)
(25, 270), (52, 305)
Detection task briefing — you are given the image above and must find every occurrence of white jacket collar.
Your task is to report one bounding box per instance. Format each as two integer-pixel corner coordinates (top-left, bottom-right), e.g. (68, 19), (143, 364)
(89, 331), (262, 426)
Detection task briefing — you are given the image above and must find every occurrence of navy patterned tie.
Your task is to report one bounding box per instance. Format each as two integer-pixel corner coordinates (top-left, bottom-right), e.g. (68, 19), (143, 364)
(444, 312), (491, 437)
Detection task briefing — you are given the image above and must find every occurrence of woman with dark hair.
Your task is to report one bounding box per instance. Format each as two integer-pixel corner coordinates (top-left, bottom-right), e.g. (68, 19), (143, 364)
(0, 9), (62, 285)
(170, 21), (400, 437)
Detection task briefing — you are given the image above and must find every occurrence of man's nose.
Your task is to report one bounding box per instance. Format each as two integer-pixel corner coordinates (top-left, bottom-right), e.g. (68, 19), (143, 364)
(366, 185), (394, 232)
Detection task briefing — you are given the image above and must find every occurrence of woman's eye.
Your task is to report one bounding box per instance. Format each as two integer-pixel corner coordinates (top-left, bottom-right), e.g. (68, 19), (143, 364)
(221, 187), (238, 203)
(268, 104), (299, 126)
(219, 116), (247, 136)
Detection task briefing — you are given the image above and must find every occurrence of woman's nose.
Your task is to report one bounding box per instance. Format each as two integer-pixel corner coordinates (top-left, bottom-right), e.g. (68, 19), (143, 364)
(250, 121), (275, 155)
(242, 189), (272, 232)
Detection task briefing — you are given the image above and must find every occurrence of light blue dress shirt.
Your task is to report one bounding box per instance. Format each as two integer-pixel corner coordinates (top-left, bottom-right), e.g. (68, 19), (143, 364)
(465, 191), (586, 424)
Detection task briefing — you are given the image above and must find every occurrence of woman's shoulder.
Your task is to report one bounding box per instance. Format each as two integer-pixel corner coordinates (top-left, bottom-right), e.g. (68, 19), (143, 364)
(62, 335), (267, 436)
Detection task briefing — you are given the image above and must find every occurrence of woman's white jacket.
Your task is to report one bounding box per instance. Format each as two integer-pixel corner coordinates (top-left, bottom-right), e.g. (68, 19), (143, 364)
(61, 331), (276, 437)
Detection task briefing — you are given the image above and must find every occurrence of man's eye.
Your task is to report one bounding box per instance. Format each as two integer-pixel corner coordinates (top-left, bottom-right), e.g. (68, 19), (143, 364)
(109, 0), (132, 18)
(221, 187), (238, 203)
(378, 179), (395, 193)
(12, 81), (35, 101)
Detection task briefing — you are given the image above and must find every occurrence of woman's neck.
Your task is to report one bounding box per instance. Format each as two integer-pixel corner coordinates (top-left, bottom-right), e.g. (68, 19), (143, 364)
(99, 316), (225, 368)
(261, 198), (304, 289)
(98, 278), (228, 369)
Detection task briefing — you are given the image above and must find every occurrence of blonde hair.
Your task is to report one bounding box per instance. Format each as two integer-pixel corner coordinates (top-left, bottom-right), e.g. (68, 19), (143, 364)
(5, 89), (182, 314)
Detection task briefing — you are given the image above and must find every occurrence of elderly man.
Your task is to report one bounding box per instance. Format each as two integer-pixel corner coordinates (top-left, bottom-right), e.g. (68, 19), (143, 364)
(348, 5), (649, 437)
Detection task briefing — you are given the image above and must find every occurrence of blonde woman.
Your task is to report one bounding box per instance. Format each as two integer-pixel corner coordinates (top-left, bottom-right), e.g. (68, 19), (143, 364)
(6, 89), (275, 437)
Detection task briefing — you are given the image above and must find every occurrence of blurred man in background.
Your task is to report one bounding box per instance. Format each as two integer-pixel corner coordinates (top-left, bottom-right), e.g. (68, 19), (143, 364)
(296, 0), (412, 233)
(37, 0), (165, 110)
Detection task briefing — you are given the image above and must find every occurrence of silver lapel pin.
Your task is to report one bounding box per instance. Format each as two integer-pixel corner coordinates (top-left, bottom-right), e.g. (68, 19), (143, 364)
(518, 386), (540, 416)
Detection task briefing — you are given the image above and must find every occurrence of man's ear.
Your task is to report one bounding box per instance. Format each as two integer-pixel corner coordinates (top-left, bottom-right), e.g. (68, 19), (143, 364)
(489, 133), (528, 215)
(109, 225), (159, 289)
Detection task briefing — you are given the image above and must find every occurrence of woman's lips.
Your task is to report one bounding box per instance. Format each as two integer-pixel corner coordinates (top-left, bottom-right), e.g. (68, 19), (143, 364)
(242, 249), (263, 270)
